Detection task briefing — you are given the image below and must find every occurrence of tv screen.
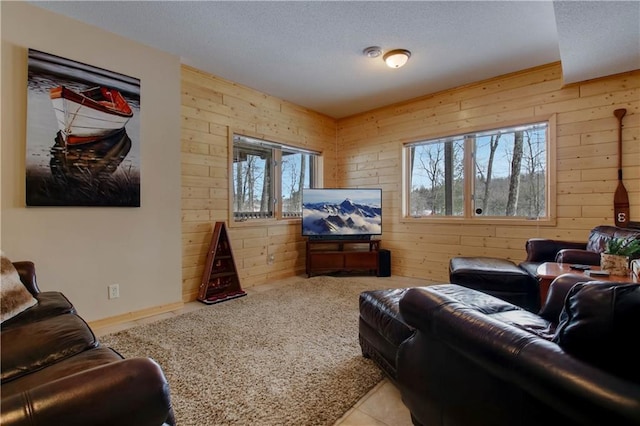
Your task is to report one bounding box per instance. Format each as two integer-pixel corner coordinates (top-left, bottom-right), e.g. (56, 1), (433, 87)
(302, 188), (382, 239)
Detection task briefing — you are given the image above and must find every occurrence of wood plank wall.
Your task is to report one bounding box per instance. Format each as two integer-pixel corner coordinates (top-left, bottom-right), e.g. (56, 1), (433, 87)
(181, 66), (337, 301)
(181, 62), (639, 300)
(337, 62), (639, 282)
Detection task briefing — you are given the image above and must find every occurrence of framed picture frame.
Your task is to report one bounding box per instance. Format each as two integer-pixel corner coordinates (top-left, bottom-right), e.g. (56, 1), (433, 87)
(26, 49), (141, 207)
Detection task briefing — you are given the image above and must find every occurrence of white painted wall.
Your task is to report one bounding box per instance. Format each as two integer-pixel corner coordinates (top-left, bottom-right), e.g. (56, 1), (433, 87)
(1, 2), (182, 321)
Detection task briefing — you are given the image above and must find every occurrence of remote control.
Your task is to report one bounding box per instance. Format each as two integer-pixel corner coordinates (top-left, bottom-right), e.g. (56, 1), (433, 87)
(570, 264), (591, 270)
(585, 270), (609, 277)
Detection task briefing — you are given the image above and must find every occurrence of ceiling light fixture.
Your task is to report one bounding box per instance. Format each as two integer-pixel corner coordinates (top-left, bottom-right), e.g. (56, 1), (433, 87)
(383, 49), (411, 68)
(363, 46), (382, 58)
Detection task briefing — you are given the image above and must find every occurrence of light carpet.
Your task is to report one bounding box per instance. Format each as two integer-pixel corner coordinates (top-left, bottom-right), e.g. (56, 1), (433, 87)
(101, 275), (394, 426)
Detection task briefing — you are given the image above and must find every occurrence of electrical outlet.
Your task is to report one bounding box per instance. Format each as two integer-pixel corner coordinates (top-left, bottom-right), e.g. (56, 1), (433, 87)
(268, 254), (275, 264)
(108, 284), (120, 299)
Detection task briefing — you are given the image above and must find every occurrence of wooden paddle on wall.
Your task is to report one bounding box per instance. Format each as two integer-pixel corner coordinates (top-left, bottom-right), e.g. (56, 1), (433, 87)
(613, 108), (629, 227)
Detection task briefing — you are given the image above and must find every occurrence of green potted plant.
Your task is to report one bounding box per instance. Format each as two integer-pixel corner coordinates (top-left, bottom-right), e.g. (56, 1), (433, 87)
(601, 237), (640, 276)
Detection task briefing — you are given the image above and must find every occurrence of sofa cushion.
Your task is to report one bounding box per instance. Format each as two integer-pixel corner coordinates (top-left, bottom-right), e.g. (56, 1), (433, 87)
(1, 254), (37, 323)
(553, 281), (640, 382)
(1, 313), (98, 382)
(0, 292), (75, 330)
(449, 257), (540, 312)
(428, 283), (523, 314)
(408, 284), (555, 339)
(449, 257), (530, 291)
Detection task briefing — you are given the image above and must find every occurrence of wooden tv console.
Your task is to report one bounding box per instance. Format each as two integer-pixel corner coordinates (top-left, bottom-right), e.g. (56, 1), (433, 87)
(306, 238), (380, 277)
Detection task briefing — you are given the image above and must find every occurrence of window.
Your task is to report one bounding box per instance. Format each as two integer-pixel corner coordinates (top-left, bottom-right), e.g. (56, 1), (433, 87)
(403, 120), (552, 221)
(231, 134), (320, 222)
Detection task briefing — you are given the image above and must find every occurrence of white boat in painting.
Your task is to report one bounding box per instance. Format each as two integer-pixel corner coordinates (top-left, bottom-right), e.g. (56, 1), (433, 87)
(50, 86), (133, 145)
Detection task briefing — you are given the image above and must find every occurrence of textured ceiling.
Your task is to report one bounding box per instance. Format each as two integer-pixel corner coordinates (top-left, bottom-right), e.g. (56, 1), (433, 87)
(29, 1), (640, 119)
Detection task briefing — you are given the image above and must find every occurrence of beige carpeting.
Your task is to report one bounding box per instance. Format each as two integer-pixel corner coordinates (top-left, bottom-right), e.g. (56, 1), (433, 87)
(101, 275), (394, 426)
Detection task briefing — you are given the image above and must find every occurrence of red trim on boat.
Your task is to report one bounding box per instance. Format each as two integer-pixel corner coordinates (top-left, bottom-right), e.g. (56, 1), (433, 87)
(49, 86), (133, 118)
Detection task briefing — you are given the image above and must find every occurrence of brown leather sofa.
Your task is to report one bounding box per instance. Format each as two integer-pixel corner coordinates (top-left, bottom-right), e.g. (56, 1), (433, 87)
(446, 225), (640, 313)
(396, 277), (640, 426)
(521, 225), (640, 273)
(1, 261), (175, 426)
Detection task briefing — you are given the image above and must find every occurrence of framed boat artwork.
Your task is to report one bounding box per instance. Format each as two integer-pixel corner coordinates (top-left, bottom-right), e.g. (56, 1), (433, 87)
(26, 49), (141, 207)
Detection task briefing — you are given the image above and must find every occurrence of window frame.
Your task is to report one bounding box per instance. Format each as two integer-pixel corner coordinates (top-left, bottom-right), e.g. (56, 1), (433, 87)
(401, 115), (556, 226)
(228, 131), (323, 227)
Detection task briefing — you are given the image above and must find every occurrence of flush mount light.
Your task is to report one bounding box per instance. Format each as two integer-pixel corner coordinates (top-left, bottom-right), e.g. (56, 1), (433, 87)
(383, 49), (411, 68)
(363, 46), (382, 58)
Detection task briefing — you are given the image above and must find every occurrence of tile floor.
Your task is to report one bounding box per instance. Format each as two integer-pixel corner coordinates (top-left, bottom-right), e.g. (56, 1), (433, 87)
(333, 379), (412, 426)
(93, 274), (426, 426)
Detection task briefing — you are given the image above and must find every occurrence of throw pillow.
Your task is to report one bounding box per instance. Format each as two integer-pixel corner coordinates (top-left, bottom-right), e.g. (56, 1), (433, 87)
(1, 252), (38, 323)
(553, 281), (640, 381)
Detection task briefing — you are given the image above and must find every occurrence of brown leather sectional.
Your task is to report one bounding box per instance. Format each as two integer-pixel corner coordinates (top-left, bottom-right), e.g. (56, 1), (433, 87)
(1, 261), (175, 426)
(360, 275), (640, 425)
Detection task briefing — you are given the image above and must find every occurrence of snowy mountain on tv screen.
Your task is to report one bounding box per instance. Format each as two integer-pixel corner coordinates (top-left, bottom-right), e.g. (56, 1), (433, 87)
(302, 198), (381, 235)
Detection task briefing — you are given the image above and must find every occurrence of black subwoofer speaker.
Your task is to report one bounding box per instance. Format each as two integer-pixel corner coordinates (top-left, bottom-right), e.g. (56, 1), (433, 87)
(378, 249), (391, 277)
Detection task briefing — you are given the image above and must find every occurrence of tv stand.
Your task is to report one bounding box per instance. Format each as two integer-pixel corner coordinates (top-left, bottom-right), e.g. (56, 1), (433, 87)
(308, 235), (371, 242)
(306, 239), (380, 277)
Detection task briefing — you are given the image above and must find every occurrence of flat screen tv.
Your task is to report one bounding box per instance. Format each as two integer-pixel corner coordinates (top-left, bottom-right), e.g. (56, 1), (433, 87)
(302, 188), (382, 240)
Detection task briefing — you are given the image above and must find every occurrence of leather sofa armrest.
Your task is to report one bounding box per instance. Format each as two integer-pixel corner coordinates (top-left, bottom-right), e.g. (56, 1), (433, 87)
(525, 239), (586, 262)
(11, 261), (40, 296)
(555, 249), (601, 265)
(538, 274), (586, 322)
(0, 358), (174, 426)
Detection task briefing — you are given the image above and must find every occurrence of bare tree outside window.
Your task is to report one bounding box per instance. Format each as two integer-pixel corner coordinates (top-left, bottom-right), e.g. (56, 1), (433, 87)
(281, 150), (311, 217)
(409, 139), (464, 216)
(475, 132), (500, 214)
(232, 134), (319, 221)
(505, 131), (524, 216)
(405, 122), (548, 219)
(233, 142), (271, 219)
(474, 126), (546, 217)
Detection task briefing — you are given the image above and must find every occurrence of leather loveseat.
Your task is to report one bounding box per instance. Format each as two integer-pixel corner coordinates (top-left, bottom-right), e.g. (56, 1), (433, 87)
(1, 260), (175, 426)
(395, 277), (640, 426)
(521, 224), (640, 274)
